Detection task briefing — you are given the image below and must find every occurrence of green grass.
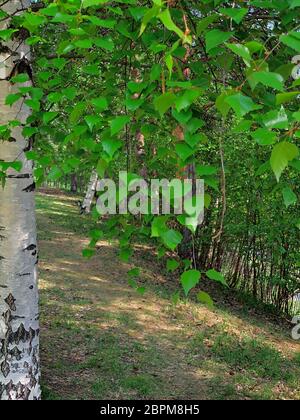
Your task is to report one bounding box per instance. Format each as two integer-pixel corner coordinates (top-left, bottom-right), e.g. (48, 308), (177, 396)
(37, 190), (300, 401)
(211, 334), (296, 381)
(41, 386), (62, 400)
(36, 193), (100, 239)
(189, 331), (299, 399)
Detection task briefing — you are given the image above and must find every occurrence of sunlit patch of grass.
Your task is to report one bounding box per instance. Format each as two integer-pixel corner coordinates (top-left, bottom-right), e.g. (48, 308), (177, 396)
(36, 193), (101, 238)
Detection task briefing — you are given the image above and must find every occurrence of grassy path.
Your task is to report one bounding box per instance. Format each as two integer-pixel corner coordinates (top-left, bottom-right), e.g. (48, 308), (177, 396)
(37, 191), (300, 400)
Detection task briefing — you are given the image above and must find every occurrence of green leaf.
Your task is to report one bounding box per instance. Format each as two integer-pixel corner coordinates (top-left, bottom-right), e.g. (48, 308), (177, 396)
(82, 0), (108, 7)
(165, 54), (173, 78)
(220, 8), (248, 24)
(291, 0), (300, 7)
(175, 89), (202, 112)
(206, 269), (227, 286)
(216, 90), (234, 117)
(270, 142), (299, 181)
(69, 102), (86, 125)
(186, 118), (205, 134)
(161, 229), (182, 251)
(11, 73), (30, 84)
(185, 132), (206, 148)
(119, 247), (133, 263)
(23, 127), (38, 137)
(276, 91), (300, 105)
(87, 16), (116, 28)
(150, 64), (162, 82)
(110, 116), (130, 136)
(43, 112), (58, 124)
(196, 165), (218, 176)
(175, 143), (194, 162)
(158, 9), (184, 40)
(292, 111), (300, 122)
(0, 29), (17, 41)
(172, 109), (192, 124)
(262, 109), (288, 129)
(197, 14), (218, 35)
(140, 6), (160, 36)
(102, 138), (123, 158)
(225, 93), (261, 117)
(137, 286), (146, 295)
(94, 37), (115, 52)
(74, 39), (93, 49)
(5, 93), (21, 106)
(24, 99), (40, 111)
(232, 120), (253, 133)
(245, 41), (264, 54)
(251, 128), (277, 146)
(206, 29), (233, 53)
(167, 259), (180, 272)
(82, 248), (95, 259)
(89, 228), (104, 242)
(250, 71), (284, 91)
(290, 159), (300, 171)
(226, 43), (252, 63)
(280, 32), (300, 52)
(91, 97), (108, 111)
(23, 12), (46, 28)
(151, 216), (169, 238)
(154, 92), (176, 117)
(197, 291), (214, 308)
(85, 115), (101, 132)
(62, 87), (77, 100)
(282, 187), (297, 208)
(181, 270), (201, 296)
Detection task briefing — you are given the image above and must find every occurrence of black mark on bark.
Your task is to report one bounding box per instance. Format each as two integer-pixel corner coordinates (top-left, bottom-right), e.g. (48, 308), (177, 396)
(22, 182), (35, 192)
(7, 173), (31, 179)
(4, 294), (16, 311)
(24, 244), (36, 252)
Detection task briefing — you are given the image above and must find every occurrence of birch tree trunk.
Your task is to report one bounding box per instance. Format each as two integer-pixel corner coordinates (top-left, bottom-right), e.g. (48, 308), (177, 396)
(81, 170), (99, 214)
(0, 0), (41, 400)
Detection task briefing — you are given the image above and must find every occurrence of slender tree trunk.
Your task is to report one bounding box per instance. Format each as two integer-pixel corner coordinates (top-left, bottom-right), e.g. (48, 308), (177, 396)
(70, 173), (78, 193)
(0, 0), (40, 400)
(81, 170), (98, 214)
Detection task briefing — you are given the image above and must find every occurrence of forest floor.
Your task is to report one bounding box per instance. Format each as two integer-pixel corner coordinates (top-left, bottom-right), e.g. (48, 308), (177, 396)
(37, 190), (300, 400)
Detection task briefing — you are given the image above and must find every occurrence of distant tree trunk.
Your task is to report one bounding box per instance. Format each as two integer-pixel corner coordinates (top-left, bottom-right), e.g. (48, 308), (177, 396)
(0, 0), (41, 400)
(70, 174), (78, 193)
(81, 170), (98, 214)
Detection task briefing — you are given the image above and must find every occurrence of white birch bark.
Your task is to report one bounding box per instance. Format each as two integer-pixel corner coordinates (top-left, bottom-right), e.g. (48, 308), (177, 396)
(81, 170), (99, 214)
(0, 0), (41, 400)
